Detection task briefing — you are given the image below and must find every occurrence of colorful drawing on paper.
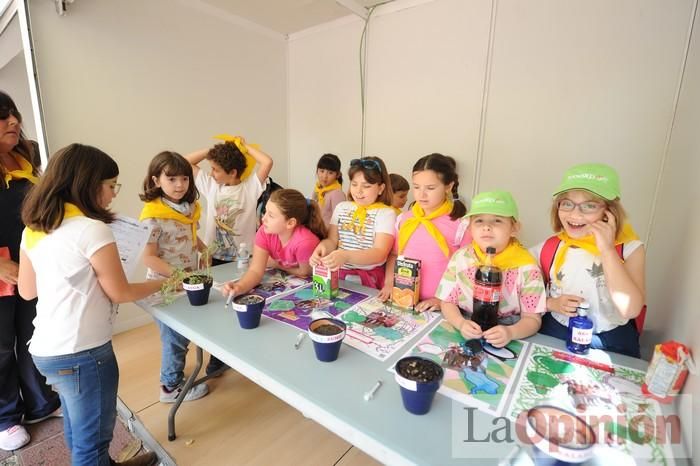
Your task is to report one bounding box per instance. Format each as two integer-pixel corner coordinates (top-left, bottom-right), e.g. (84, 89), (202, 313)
(507, 343), (674, 466)
(393, 320), (529, 416)
(250, 270), (311, 300)
(338, 297), (441, 361)
(262, 284), (369, 331)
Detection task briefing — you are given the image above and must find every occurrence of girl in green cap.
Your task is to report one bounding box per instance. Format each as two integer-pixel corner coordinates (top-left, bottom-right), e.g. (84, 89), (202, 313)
(436, 190), (546, 348)
(532, 163), (645, 358)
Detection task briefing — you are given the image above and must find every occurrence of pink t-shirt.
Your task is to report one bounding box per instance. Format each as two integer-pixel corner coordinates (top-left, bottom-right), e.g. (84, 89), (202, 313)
(394, 212), (472, 300)
(254, 225), (320, 268)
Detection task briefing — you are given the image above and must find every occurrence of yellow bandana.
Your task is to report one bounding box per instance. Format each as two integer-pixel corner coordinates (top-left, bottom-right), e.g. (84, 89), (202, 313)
(139, 198), (202, 243)
(213, 134), (260, 182)
(23, 203), (84, 250)
(314, 181), (342, 207)
(472, 239), (537, 270)
(391, 206), (402, 215)
(552, 223), (639, 284)
(398, 200), (453, 257)
(4, 153), (38, 185)
(349, 202), (387, 234)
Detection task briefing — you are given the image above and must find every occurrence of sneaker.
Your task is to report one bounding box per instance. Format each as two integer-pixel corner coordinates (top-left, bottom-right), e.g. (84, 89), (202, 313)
(110, 451), (158, 466)
(23, 407), (63, 425)
(159, 383), (209, 403)
(205, 356), (229, 377)
(0, 425), (30, 451)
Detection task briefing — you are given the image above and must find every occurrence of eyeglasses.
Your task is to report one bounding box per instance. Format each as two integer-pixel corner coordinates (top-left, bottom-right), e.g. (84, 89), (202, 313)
(0, 107), (22, 122)
(104, 182), (121, 195)
(558, 199), (605, 214)
(350, 158), (382, 174)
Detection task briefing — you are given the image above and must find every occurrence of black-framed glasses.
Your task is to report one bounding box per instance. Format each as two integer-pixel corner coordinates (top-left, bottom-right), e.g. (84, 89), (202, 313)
(350, 158), (382, 174)
(103, 182), (122, 195)
(0, 107), (22, 122)
(558, 199), (604, 214)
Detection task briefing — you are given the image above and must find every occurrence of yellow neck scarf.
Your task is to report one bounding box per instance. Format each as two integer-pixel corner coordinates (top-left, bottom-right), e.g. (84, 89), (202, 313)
(392, 206), (402, 215)
(472, 240), (537, 270)
(24, 203), (84, 250)
(398, 200), (453, 257)
(314, 181), (342, 207)
(139, 198), (202, 243)
(4, 153), (38, 185)
(552, 223), (639, 283)
(349, 201), (387, 234)
(213, 134), (260, 182)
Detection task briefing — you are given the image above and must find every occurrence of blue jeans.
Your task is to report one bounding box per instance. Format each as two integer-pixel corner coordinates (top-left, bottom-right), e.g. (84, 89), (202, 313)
(32, 341), (118, 466)
(156, 320), (190, 389)
(539, 312), (641, 358)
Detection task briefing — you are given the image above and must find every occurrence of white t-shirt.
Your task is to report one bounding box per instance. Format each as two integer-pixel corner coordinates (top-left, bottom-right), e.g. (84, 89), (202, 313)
(330, 201), (396, 270)
(195, 170), (265, 261)
(529, 239), (643, 333)
(20, 217), (116, 357)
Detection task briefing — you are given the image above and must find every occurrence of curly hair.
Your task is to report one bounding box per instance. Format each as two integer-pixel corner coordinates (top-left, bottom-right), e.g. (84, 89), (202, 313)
(207, 142), (246, 178)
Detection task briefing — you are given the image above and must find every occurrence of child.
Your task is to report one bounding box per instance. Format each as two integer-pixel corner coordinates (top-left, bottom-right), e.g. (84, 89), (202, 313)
(312, 153), (345, 226)
(436, 191), (546, 348)
(185, 136), (273, 265)
(139, 151), (210, 402)
(221, 189), (327, 297)
(389, 173), (409, 215)
(379, 154), (471, 312)
(310, 156), (396, 289)
(18, 144), (161, 466)
(532, 163), (645, 358)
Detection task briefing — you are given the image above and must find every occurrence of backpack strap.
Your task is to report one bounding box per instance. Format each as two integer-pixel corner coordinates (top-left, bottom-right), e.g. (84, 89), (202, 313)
(539, 236), (562, 286)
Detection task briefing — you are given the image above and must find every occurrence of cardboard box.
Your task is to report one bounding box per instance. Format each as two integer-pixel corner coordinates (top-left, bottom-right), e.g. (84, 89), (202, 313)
(392, 256), (421, 310)
(312, 264), (339, 299)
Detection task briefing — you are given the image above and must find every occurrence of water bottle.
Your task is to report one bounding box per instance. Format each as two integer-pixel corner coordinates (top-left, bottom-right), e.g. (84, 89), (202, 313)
(236, 242), (250, 271)
(567, 301), (593, 354)
(472, 247), (501, 331)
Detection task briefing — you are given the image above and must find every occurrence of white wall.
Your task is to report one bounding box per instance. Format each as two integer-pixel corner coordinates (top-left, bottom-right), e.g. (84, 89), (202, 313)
(27, 0), (288, 331)
(646, 1), (700, 457)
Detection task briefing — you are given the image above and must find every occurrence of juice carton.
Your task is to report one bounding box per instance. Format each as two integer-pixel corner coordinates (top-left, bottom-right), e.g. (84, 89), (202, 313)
(392, 256), (421, 311)
(313, 264), (339, 299)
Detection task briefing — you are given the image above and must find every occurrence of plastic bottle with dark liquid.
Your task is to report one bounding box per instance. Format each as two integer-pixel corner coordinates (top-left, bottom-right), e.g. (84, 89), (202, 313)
(472, 247), (502, 331)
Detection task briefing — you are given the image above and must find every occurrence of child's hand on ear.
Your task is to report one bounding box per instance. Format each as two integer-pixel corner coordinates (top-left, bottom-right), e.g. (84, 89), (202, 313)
(321, 250), (348, 271)
(459, 320), (483, 340)
(590, 209), (617, 253)
(483, 325), (512, 348)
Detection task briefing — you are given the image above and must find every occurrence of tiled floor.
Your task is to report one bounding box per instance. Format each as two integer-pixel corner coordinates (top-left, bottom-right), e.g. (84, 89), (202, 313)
(0, 416), (141, 466)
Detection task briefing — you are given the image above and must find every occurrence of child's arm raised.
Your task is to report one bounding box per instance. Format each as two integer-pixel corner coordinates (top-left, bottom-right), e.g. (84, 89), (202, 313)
(243, 140), (273, 185)
(591, 211), (646, 319)
(183, 148), (209, 177)
(221, 245), (267, 297)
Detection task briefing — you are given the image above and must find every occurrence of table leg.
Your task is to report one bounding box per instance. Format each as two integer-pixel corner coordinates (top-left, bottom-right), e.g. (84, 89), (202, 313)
(166, 346), (229, 441)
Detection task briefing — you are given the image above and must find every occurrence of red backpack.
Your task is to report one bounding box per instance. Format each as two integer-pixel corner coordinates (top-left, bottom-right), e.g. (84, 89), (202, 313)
(539, 236), (646, 334)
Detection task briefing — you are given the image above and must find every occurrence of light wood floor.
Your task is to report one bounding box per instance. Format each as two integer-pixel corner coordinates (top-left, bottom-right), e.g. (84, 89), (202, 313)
(112, 323), (381, 466)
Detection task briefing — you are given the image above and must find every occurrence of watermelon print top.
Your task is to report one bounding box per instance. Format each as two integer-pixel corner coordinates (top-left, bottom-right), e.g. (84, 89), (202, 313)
(435, 244), (547, 324)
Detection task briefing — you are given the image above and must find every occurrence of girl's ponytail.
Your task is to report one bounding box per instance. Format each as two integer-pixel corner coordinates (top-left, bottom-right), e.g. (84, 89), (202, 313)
(304, 199), (329, 240)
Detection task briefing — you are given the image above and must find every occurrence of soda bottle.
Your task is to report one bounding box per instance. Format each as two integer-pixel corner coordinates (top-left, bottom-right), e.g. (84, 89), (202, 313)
(236, 242), (250, 271)
(472, 247), (501, 331)
(567, 301), (593, 354)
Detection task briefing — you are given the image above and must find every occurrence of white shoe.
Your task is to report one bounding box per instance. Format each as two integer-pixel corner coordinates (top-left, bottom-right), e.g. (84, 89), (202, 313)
(159, 383), (209, 403)
(0, 425), (30, 451)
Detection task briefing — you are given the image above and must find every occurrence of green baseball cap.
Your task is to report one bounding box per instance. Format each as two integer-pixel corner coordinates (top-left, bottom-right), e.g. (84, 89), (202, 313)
(467, 190), (519, 220)
(553, 163), (620, 200)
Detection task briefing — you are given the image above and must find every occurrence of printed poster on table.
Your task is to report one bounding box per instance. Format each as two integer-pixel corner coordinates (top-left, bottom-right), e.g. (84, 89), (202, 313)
(507, 342), (676, 466)
(338, 297), (441, 361)
(262, 283), (369, 332)
(392, 319), (530, 416)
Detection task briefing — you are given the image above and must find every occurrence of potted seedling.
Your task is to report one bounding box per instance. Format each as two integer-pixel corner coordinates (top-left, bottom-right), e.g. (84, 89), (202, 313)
(394, 356), (444, 415)
(308, 317), (347, 362)
(231, 293), (266, 329)
(182, 242), (218, 306)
